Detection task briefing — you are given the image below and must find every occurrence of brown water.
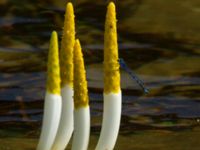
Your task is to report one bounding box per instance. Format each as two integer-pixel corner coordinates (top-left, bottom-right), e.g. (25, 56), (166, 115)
(0, 0), (200, 149)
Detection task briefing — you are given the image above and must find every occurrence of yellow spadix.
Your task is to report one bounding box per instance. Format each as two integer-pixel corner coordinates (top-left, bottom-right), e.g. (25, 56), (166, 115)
(60, 2), (75, 88)
(46, 31), (61, 95)
(104, 2), (120, 94)
(73, 39), (89, 109)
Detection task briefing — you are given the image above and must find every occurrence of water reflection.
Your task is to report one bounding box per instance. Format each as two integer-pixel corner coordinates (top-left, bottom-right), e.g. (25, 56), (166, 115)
(0, 0), (200, 149)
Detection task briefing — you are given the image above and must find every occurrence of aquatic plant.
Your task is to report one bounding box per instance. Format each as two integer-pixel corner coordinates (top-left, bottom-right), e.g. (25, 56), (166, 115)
(95, 2), (122, 150)
(51, 2), (75, 150)
(37, 31), (62, 150)
(38, 2), (121, 150)
(71, 39), (90, 150)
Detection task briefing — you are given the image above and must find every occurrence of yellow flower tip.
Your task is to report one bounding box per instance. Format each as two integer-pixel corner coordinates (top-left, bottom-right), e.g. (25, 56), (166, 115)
(51, 30), (57, 37)
(60, 2), (75, 88)
(66, 2), (73, 12)
(106, 2), (116, 20)
(108, 2), (116, 12)
(46, 31), (61, 95)
(73, 39), (89, 109)
(104, 1), (120, 94)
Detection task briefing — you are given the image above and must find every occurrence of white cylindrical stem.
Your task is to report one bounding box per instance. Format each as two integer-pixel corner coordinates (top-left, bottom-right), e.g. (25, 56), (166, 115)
(95, 92), (122, 150)
(51, 85), (74, 150)
(72, 106), (90, 150)
(37, 93), (62, 150)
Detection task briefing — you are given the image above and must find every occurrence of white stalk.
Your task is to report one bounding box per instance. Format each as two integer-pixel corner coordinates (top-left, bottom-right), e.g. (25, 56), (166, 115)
(51, 85), (74, 150)
(95, 92), (121, 150)
(72, 106), (90, 150)
(37, 93), (62, 150)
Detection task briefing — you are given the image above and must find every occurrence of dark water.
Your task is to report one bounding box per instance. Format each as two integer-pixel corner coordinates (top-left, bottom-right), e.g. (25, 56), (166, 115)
(0, 0), (200, 149)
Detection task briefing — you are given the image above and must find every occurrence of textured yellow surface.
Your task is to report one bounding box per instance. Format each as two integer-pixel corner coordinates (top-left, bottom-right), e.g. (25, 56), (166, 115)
(60, 2), (75, 88)
(46, 31), (61, 95)
(104, 2), (120, 94)
(73, 39), (89, 109)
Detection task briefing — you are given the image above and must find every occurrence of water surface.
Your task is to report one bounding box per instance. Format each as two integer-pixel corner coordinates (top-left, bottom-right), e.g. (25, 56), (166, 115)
(0, 0), (200, 149)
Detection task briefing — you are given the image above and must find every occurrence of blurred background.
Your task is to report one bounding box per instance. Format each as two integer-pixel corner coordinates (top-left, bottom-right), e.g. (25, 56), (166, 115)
(0, 0), (200, 149)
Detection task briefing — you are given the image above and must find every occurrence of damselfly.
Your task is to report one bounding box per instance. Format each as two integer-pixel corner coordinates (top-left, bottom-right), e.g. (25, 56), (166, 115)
(118, 58), (149, 94)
